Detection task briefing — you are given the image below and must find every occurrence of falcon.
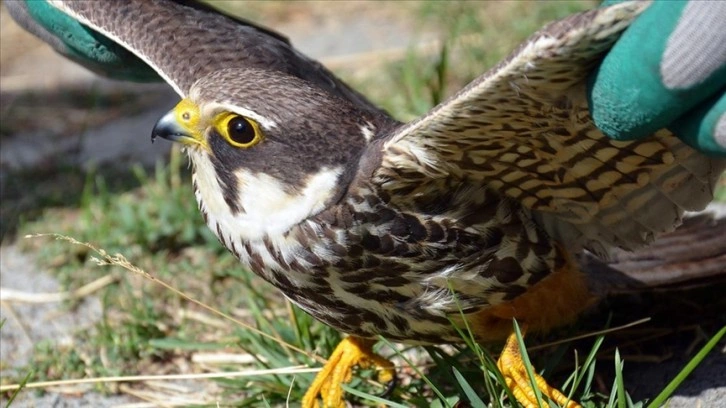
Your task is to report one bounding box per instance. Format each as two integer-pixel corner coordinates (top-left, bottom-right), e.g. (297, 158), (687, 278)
(16, 1), (726, 407)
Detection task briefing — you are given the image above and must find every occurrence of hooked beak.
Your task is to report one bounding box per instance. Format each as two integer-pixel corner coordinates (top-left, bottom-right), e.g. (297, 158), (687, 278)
(151, 98), (202, 146)
(151, 109), (195, 144)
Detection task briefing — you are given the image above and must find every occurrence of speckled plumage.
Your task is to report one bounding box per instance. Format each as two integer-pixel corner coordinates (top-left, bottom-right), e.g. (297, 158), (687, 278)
(47, 0), (725, 346)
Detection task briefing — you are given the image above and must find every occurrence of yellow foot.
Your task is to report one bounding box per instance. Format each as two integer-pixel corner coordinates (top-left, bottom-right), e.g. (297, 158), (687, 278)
(497, 330), (581, 408)
(302, 336), (395, 408)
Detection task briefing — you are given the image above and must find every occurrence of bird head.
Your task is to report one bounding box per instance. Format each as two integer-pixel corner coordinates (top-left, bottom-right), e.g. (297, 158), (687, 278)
(152, 68), (385, 241)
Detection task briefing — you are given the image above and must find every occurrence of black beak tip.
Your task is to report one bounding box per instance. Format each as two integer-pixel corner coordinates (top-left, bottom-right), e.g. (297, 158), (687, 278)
(151, 111), (191, 144)
(151, 122), (164, 144)
(151, 122), (171, 144)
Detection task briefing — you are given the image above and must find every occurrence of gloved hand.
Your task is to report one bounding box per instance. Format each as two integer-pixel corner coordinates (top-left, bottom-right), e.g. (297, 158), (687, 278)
(589, 0), (726, 156)
(6, 0), (160, 82)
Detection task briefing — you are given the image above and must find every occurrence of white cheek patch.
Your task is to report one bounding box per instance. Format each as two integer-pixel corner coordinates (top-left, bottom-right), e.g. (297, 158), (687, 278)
(191, 149), (342, 242)
(190, 151), (227, 215)
(235, 168), (342, 239)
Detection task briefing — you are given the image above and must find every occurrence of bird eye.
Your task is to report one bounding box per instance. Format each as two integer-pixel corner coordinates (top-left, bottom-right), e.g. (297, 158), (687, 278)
(228, 116), (255, 144)
(218, 114), (262, 148)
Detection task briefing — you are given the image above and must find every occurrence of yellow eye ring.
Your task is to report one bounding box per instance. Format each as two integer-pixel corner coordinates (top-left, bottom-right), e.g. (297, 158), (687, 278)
(215, 113), (263, 148)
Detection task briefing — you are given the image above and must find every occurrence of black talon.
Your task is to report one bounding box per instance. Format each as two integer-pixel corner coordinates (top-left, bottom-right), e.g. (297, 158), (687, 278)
(379, 372), (398, 398)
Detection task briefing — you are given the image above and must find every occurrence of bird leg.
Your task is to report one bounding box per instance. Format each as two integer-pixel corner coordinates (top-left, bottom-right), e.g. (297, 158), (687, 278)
(497, 328), (581, 408)
(302, 336), (395, 408)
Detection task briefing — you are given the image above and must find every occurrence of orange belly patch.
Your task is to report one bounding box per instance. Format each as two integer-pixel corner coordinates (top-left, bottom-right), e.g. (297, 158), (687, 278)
(467, 249), (596, 343)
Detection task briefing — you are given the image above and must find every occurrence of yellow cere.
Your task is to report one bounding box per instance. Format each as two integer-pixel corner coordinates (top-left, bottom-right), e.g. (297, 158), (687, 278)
(173, 98), (202, 137)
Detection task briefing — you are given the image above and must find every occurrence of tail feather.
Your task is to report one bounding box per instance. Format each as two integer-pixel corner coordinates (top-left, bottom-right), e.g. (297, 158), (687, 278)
(607, 211), (726, 287)
(583, 203), (726, 294)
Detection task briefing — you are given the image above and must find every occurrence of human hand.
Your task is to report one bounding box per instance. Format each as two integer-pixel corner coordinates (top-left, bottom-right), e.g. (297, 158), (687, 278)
(6, 0), (159, 82)
(589, 0), (726, 156)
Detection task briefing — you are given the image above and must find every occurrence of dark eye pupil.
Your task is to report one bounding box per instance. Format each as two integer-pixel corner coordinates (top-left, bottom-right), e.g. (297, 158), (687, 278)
(227, 117), (256, 145)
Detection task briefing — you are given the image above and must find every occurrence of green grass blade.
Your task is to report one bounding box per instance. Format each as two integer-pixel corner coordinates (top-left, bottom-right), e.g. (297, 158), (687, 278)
(614, 349), (626, 408)
(445, 283), (515, 406)
(647, 325), (726, 408)
(481, 350), (511, 408)
(341, 384), (410, 408)
(378, 336), (453, 408)
(513, 320), (545, 408)
(583, 351), (598, 397)
(149, 338), (224, 350)
(566, 335), (604, 402)
(607, 376), (618, 407)
(4, 371), (32, 408)
(452, 366), (486, 408)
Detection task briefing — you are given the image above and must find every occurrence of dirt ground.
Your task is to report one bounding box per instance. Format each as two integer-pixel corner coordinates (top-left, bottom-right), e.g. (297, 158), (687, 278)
(1, 2), (724, 407)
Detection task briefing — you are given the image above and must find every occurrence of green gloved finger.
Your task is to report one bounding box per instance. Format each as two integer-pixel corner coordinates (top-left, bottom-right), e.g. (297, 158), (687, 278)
(589, 0), (726, 156)
(6, 0), (160, 82)
(671, 89), (726, 156)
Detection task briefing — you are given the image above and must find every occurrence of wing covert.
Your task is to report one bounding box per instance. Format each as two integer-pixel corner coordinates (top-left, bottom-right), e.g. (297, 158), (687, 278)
(375, 1), (726, 253)
(47, 0), (383, 115)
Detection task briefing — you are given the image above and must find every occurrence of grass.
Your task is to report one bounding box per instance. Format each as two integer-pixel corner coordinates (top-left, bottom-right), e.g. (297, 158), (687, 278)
(3, 1), (725, 407)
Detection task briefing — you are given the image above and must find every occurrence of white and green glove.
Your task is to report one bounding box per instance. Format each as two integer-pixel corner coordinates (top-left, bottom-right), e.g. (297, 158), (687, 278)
(589, 0), (726, 156)
(6, 0), (160, 82)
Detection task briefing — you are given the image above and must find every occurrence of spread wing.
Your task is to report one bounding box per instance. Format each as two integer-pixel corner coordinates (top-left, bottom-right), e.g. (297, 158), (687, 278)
(375, 1), (726, 254)
(46, 0), (384, 115)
